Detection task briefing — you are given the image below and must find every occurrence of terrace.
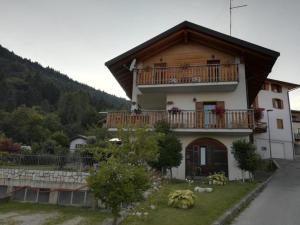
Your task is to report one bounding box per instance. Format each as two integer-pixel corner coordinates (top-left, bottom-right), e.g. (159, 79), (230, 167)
(105, 109), (254, 134)
(136, 64), (239, 93)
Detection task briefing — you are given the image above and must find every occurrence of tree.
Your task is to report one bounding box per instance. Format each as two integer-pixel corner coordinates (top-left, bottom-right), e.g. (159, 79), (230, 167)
(152, 121), (182, 179)
(87, 127), (160, 224)
(50, 131), (69, 148)
(88, 157), (149, 225)
(231, 139), (260, 182)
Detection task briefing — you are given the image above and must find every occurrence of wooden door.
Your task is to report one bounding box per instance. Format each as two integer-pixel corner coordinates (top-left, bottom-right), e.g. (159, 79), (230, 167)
(154, 63), (167, 84)
(195, 102), (204, 128)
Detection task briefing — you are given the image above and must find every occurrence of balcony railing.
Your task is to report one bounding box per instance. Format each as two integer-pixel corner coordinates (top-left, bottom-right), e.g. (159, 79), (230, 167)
(106, 110), (254, 130)
(295, 133), (300, 140)
(136, 64), (239, 85)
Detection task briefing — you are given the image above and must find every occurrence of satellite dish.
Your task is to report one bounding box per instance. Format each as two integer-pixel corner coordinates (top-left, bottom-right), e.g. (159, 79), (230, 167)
(129, 58), (136, 71)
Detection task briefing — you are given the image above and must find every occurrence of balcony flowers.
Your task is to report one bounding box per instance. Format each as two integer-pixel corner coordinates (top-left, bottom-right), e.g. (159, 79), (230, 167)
(168, 107), (181, 115)
(214, 106), (225, 117)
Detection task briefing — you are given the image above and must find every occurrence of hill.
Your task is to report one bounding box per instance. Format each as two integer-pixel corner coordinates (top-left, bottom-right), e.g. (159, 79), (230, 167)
(0, 45), (129, 112)
(0, 45), (129, 144)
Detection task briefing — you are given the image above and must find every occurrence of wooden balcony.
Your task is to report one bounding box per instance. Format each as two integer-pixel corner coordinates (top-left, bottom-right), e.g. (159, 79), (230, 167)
(106, 110), (254, 133)
(136, 64), (239, 93)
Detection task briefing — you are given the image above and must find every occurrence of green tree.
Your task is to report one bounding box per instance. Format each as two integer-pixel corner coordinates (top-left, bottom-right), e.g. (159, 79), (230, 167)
(88, 158), (149, 225)
(231, 139), (260, 181)
(152, 121), (182, 179)
(50, 131), (69, 148)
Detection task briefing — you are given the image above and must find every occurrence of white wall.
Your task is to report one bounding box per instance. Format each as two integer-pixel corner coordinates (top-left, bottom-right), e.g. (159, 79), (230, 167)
(171, 133), (250, 181)
(254, 86), (294, 159)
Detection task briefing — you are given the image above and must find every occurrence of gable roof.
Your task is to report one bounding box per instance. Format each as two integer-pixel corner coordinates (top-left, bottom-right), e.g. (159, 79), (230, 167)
(266, 78), (300, 91)
(105, 21), (280, 104)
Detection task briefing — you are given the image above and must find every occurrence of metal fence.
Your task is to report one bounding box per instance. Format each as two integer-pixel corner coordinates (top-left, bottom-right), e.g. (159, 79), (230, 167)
(0, 154), (96, 172)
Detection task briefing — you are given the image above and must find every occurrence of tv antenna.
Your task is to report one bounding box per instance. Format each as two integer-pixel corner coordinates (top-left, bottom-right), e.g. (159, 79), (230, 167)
(230, 0), (248, 35)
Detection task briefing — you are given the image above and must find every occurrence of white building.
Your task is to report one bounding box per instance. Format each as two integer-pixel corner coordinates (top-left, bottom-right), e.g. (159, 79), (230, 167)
(253, 79), (299, 160)
(69, 135), (88, 152)
(291, 110), (300, 155)
(104, 21), (279, 180)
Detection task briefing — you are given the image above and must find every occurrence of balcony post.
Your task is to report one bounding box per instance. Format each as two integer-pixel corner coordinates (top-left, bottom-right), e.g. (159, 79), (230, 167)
(131, 69), (140, 111)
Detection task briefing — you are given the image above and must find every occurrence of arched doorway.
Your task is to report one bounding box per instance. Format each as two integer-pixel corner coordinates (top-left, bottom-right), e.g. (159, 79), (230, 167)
(185, 138), (228, 179)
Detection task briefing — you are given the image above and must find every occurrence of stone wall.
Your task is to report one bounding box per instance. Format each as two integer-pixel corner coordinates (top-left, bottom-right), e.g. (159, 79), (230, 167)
(0, 168), (89, 190)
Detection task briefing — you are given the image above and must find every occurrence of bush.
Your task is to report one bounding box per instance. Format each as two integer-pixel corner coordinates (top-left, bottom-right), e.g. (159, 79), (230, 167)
(207, 172), (228, 185)
(168, 190), (196, 209)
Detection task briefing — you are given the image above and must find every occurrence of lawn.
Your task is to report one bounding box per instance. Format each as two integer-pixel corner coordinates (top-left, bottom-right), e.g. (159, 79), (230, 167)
(0, 202), (110, 225)
(122, 181), (257, 225)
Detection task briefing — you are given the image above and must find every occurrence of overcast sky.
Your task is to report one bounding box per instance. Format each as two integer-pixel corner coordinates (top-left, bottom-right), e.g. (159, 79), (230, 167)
(1, 0), (300, 109)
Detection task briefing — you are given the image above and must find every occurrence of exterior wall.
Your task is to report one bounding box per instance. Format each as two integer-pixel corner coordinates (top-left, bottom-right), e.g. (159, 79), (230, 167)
(254, 85), (294, 159)
(165, 63), (247, 111)
(69, 138), (87, 152)
(171, 133), (250, 181)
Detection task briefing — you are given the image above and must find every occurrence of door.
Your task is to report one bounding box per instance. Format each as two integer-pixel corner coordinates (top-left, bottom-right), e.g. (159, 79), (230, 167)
(186, 145), (207, 178)
(271, 142), (285, 158)
(207, 59), (220, 82)
(204, 103), (216, 128)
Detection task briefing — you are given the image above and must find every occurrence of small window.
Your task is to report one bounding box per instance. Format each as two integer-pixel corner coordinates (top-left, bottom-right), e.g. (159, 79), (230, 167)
(272, 98), (284, 109)
(262, 82), (269, 91)
(277, 119), (284, 129)
(271, 84), (282, 93)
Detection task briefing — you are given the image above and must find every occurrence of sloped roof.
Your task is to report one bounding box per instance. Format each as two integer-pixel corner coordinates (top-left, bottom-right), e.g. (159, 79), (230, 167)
(105, 21), (280, 105)
(266, 78), (300, 91)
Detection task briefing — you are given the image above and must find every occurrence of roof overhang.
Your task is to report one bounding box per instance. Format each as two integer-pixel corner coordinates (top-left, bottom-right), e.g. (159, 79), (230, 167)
(266, 78), (300, 91)
(105, 21), (280, 104)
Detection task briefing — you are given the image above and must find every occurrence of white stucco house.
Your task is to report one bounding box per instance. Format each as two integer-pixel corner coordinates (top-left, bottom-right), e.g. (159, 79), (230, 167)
(69, 135), (88, 152)
(253, 79), (299, 160)
(103, 21), (280, 180)
(291, 110), (300, 155)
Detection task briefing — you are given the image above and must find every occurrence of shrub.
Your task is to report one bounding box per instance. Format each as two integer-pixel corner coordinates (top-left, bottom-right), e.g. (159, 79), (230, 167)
(168, 190), (196, 209)
(207, 172), (228, 185)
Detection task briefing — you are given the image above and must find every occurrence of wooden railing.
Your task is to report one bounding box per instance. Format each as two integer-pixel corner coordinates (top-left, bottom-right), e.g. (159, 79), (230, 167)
(136, 64), (239, 85)
(106, 110), (254, 130)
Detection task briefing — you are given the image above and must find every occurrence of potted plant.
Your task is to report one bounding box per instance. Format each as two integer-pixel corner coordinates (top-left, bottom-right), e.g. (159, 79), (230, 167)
(214, 105), (225, 117)
(168, 107), (181, 115)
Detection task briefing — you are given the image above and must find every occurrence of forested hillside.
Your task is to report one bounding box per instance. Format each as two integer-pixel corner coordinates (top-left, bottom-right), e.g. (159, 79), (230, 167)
(0, 45), (129, 148)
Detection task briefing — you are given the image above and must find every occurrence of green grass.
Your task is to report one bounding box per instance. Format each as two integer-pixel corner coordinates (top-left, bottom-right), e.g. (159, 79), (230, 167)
(0, 202), (110, 225)
(122, 181), (257, 225)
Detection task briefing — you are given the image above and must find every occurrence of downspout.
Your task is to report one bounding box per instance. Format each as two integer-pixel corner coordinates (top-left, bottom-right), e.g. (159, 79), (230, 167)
(287, 90), (295, 159)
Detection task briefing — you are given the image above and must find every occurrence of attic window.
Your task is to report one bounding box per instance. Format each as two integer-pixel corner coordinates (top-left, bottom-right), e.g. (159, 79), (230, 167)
(271, 84), (282, 93)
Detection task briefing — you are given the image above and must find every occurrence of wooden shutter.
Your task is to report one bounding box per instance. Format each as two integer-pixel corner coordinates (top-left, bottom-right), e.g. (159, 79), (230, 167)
(277, 119), (283, 129)
(196, 102), (204, 128)
(216, 101), (225, 128)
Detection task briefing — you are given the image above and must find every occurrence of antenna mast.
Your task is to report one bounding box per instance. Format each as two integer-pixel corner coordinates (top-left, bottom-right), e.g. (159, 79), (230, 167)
(230, 0), (248, 35)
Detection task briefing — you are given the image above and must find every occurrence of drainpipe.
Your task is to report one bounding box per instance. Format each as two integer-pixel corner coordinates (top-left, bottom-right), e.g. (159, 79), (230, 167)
(287, 90), (295, 159)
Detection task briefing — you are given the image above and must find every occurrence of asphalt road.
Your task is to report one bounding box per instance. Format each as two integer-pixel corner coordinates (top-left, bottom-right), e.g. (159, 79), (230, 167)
(232, 157), (300, 225)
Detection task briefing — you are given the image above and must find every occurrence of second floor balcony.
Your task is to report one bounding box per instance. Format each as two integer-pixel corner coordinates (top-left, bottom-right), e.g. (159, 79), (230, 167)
(136, 64), (239, 93)
(105, 109), (254, 134)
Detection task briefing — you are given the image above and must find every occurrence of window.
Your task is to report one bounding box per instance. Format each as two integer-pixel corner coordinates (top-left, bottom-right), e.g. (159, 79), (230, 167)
(262, 82), (269, 91)
(272, 98), (284, 109)
(271, 83), (282, 93)
(277, 119), (284, 129)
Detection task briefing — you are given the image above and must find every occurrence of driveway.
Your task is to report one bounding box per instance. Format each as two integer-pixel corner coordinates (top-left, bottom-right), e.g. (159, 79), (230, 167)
(232, 158), (300, 225)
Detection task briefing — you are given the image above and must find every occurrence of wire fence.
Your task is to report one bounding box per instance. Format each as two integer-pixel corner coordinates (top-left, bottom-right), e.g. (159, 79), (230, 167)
(0, 154), (97, 172)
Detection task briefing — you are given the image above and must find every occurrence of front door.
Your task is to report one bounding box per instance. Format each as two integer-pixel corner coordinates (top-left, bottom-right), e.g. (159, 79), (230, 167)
(207, 59), (220, 82)
(186, 145), (207, 178)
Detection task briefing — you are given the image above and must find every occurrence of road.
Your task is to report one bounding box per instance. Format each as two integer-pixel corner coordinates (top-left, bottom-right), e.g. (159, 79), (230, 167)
(232, 158), (300, 225)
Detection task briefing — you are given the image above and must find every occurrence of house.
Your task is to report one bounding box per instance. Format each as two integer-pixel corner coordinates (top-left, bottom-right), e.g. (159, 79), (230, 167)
(69, 135), (88, 152)
(291, 110), (300, 155)
(253, 79), (299, 160)
(104, 21), (279, 180)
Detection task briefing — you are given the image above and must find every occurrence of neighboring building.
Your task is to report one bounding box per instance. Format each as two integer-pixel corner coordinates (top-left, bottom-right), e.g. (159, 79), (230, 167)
(253, 79), (299, 160)
(291, 110), (300, 155)
(69, 135), (88, 152)
(104, 21), (279, 180)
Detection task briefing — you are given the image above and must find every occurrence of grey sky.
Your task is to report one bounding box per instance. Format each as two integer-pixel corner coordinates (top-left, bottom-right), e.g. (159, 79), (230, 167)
(1, 0), (300, 108)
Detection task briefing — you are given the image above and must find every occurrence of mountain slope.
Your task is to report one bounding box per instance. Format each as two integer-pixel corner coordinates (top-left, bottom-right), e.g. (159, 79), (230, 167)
(0, 45), (129, 112)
